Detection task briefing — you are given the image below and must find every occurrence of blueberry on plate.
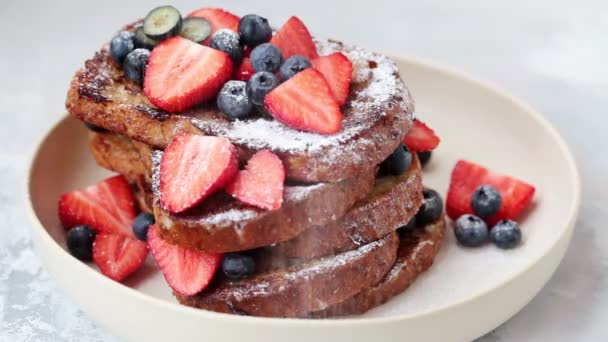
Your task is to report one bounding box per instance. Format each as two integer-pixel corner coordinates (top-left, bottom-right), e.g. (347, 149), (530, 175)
(123, 49), (150, 86)
(217, 80), (253, 119)
(84, 121), (108, 133)
(132, 212), (155, 241)
(246, 71), (280, 107)
(490, 220), (521, 249)
(378, 143), (412, 177)
(66, 225), (97, 261)
(454, 214), (488, 247)
(279, 55), (312, 81)
(222, 253), (256, 280)
(416, 188), (443, 225)
(110, 31), (135, 64)
(210, 29), (243, 63)
(180, 17), (212, 43)
(417, 151), (432, 167)
(143, 5), (182, 41)
(471, 185), (502, 219)
(134, 26), (158, 50)
(250, 43), (283, 73)
(238, 14), (272, 47)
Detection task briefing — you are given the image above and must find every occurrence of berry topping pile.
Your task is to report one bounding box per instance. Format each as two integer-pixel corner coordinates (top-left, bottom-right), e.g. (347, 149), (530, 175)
(108, 7), (354, 135)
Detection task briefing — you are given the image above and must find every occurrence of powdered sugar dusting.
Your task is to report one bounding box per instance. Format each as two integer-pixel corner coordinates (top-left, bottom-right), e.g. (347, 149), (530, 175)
(201, 208), (258, 225)
(190, 39), (411, 154)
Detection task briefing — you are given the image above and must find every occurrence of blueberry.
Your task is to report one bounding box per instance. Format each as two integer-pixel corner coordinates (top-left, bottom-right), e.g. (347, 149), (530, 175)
(454, 214), (488, 247)
(416, 189), (444, 225)
(123, 49), (150, 86)
(132, 212), (155, 241)
(66, 225), (97, 261)
(378, 143), (412, 177)
(397, 217), (417, 235)
(417, 151), (432, 167)
(238, 14), (272, 47)
(279, 55), (312, 81)
(110, 31), (135, 64)
(246, 71), (280, 107)
(222, 253), (256, 280)
(250, 43), (283, 73)
(217, 80), (252, 119)
(210, 29), (243, 63)
(471, 185), (502, 219)
(491, 220), (521, 249)
(84, 121), (108, 133)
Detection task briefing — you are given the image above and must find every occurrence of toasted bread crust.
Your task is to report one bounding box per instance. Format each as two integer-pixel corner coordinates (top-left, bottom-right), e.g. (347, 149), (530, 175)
(174, 232), (399, 317)
(67, 31), (414, 183)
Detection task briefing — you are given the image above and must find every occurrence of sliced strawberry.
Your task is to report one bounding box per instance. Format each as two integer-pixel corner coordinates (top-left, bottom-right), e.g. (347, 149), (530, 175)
(403, 119), (441, 152)
(188, 8), (240, 45)
(93, 233), (148, 282)
(270, 16), (318, 60)
(148, 225), (222, 296)
(312, 52), (353, 105)
(265, 68), (342, 134)
(226, 150), (285, 210)
(234, 57), (255, 81)
(446, 160), (536, 226)
(58, 175), (136, 236)
(160, 134), (238, 213)
(144, 36), (233, 113)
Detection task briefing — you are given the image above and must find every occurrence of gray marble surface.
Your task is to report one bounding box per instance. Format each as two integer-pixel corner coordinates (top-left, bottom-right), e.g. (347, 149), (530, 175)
(1, 0), (606, 340)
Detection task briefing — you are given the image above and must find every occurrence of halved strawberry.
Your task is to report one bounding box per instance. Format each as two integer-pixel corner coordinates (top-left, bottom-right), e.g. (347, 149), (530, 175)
(446, 160), (536, 226)
(144, 36), (233, 113)
(234, 57), (255, 81)
(270, 16), (318, 60)
(188, 8), (240, 45)
(148, 225), (222, 296)
(403, 119), (441, 152)
(312, 52), (353, 105)
(226, 150), (285, 210)
(93, 233), (148, 282)
(265, 68), (342, 134)
(160, 134), (238, 213)
(58, 175), (136, 236)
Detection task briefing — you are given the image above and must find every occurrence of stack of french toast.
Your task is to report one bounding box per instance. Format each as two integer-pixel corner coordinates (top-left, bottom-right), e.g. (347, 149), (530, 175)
(63, 6), (445, 318)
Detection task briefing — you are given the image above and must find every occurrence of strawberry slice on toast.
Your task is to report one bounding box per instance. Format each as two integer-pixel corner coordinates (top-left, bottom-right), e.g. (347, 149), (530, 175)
(188, 8), (240, 45)
(403, 119), (440, 152)
(270, 16), (318, 60)
(312, 52), (353, 106)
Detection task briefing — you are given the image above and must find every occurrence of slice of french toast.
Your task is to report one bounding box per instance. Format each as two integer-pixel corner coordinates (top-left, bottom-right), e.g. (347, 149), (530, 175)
(67, 22), (414, 183)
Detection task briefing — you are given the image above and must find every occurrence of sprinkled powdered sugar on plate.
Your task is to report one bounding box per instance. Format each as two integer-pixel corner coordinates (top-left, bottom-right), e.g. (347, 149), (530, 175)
(190, 39), (411, 154)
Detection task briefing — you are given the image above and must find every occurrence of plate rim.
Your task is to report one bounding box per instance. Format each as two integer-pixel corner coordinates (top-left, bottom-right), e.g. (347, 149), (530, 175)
(25, 55), (581, 328)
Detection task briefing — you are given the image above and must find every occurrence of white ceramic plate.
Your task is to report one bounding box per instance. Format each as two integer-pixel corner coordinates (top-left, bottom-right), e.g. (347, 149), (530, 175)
(27, 57), (580, 342)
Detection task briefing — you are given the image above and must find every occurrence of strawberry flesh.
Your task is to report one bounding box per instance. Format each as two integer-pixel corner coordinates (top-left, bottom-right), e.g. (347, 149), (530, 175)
(58, 175), (136, 236)
(270, 16), (318, 60)
(160, 134), (239, 213)
(144, 36), (233, 113)
(312, 52), (353, 105)
(404, 119), (441, 152)
(265, 68), (342, 134)
(234, 57), (255, 81)
(188, 8), (240, 45)
(93, 233), (148, 282)
(446, 160), (536, 226)
(226, 150), (285, 210)
(148, 225), (222, 296)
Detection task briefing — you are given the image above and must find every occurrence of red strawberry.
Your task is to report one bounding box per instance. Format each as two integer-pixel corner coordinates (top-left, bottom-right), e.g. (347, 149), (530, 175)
(265, 68), (342, 134)
(403, 119), (441, 152)
(270, 16), (318, 60)
(58, 175), (136, 236)
(144, 36), (233, 113)
(226, 150), (285, 210)
(312, 52), (353, 105)
(148, 225), (222, 296)
(93, 234), (148, 282)
(446, 160), (536, 226)
(188, 8), (240, 45)
(160, 134), (238, 213)
(234, 57), (255, 81)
